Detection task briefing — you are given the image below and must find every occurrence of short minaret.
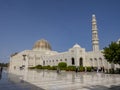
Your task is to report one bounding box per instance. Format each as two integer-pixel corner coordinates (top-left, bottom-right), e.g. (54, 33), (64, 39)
(92, 14), (99, 52)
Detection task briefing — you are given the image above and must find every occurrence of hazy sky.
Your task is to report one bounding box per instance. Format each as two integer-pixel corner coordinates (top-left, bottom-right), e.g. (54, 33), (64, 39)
(0, 0), (120, 63)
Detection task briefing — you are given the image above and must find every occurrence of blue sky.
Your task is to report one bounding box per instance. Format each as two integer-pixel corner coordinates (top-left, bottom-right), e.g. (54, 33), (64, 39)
(0, 0), (120, 63)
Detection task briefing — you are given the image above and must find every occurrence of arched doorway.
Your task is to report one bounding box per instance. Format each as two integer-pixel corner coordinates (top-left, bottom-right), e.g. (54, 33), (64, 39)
(79, 57), (83, 66)
(71, 57), (75, 65)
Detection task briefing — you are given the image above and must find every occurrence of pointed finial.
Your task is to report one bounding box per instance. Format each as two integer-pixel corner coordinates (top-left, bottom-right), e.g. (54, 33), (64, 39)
(92, 14), (96, 21)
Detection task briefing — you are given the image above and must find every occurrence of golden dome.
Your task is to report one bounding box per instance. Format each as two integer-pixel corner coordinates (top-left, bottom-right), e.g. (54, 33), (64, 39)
(33, 39), (52, 51)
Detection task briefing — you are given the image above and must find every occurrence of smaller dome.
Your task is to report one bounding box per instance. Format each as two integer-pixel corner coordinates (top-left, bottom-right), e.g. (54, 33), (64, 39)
(73, 43), (81, 48)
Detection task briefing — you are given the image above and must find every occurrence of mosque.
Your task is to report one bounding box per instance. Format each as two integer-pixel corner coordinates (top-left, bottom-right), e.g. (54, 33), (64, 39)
(9, 15), (120, 72)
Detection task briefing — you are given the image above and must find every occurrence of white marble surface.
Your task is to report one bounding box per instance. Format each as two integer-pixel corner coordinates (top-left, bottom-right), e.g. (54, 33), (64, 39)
(8, 70), (120, 90)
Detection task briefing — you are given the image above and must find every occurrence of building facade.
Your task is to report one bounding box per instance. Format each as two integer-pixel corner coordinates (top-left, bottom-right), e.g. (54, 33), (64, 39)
(9, 15), (119, 72)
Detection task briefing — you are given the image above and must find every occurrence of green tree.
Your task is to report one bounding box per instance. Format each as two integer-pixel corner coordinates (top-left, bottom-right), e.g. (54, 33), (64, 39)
(103, 42), (120, 65)
(58, 62), (67, 69)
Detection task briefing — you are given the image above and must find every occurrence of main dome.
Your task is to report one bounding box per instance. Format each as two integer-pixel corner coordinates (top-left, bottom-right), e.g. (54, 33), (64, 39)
(33, 39), (52, 51)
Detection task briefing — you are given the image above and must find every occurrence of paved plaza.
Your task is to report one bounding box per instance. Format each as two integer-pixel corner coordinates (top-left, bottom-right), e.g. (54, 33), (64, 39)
(0, 70), (120, 90)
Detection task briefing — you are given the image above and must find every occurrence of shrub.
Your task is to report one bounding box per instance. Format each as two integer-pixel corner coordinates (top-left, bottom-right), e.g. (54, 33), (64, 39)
(67, 66), (76, 71)
(28, 67), (36, 69)
(35, 65), (42, 69)
(51, 66), (57, 70)
(42, 65), (51, 69)
(79, 66), (85, 72)
(86, 66), (92, 72)
(29, 65), (42, 69)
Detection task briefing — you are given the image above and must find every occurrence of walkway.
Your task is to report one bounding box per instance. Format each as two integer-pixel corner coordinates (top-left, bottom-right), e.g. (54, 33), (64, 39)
(1, 70), (120, 90)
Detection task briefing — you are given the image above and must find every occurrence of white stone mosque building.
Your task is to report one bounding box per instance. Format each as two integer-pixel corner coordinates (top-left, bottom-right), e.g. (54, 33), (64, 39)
(9, 15), (120, 72)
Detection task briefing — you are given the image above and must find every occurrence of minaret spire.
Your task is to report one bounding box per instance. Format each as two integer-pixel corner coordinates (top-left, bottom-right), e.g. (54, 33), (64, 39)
(92, 14), (99, 52)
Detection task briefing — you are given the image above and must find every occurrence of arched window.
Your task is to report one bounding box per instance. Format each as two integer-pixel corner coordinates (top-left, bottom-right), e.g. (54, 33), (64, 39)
(43, 61), (45, 66)
(99, 57), (103, 66)
(65, 59), (67, 61)
(94, 58), (98, 67)
(90, 58), (93, 66)
(94, 58), (97, 60)
(99, 57), (102, 60)
(71, 57), (75, 65)
(79, 57), (83, 66)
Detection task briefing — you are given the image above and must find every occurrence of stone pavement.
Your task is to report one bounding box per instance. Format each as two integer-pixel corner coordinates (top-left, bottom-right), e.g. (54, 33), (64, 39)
(23, 70), (120, 90)
(0, 70), (44, 90)
(1, 70), (120, 90)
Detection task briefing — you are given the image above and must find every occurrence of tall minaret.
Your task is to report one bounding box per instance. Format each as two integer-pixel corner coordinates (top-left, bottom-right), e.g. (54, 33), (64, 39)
(92, 14), (99, 52)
